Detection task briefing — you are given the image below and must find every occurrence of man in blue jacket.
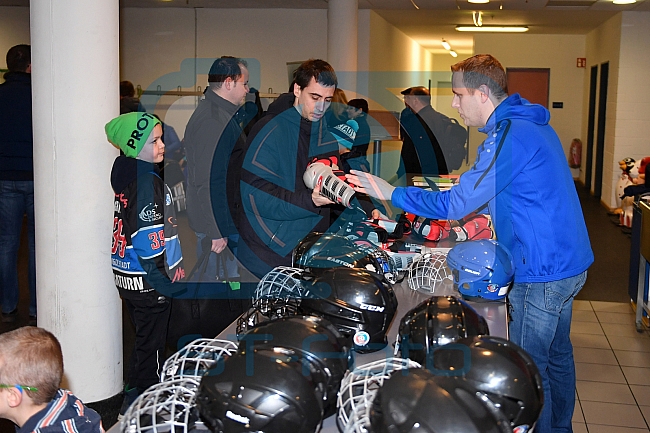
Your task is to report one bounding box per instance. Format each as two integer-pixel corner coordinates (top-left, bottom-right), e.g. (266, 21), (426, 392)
(0, 44), (36, 324)
(348, 54), (593, 433)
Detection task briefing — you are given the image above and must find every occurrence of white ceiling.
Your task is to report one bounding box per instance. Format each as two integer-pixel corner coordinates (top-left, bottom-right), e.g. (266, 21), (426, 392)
(2, 0), (648, 54)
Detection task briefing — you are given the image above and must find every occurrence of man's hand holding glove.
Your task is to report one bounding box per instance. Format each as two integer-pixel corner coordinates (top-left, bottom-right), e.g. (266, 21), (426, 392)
(346, 170), (396, 202)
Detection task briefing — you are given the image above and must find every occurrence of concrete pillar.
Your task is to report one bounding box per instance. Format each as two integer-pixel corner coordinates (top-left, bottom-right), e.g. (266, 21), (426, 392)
(327, 0), (358, 93)
(30, 0), (122, 402)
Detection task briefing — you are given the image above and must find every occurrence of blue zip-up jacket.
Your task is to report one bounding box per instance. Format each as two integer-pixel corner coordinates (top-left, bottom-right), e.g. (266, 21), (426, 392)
(392, 94), (593, 283)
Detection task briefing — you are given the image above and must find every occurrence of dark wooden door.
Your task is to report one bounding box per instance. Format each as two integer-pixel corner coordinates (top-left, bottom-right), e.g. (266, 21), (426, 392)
(506, 68), (550, 108)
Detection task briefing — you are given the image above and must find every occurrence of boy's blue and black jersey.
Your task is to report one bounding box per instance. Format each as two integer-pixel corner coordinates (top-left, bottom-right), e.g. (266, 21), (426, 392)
(110, 155), (184, 299)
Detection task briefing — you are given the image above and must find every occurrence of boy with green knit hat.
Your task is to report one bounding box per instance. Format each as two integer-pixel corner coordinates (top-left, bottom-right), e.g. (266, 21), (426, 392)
(106, 112), (185, 418)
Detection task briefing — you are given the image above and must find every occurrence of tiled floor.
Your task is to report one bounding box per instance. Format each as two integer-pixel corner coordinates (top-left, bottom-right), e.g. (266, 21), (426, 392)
(572, 300), (650, 433)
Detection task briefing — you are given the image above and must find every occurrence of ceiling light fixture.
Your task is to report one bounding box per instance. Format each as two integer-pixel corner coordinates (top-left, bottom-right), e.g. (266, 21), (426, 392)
(450, 50), (458, 57)
(441, 39), (451, 50)
(473, 11), (483, 26)
(410, 0), (420, 10)
(456, 25), (529, 32)
(613, 0), (636, 4)
(468, 0), (490, 3)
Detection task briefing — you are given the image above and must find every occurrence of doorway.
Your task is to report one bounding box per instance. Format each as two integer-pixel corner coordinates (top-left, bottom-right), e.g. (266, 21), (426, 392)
(594, 62), (609, 199)
(585, 65), (597, 192)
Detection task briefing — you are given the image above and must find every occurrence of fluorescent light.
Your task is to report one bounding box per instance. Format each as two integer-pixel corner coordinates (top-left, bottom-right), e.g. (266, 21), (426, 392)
(456, 25), (529, 32)
(441, 39), (451, 50)
(468, 0), (490, 3)
(613, 0), (636, 4)
(450, 50), (458, 57)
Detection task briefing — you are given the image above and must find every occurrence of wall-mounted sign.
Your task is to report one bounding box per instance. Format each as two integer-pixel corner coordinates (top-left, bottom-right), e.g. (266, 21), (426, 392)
(576, 58), (586, 68)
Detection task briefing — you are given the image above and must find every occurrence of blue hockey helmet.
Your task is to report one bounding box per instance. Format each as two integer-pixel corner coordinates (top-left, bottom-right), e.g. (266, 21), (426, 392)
(446, 240), (515, 301)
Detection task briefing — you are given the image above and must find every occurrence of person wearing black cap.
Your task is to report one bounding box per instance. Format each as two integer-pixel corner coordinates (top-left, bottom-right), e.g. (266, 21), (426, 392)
(346, 98), (371, 156)
(398, 86), (449, 183)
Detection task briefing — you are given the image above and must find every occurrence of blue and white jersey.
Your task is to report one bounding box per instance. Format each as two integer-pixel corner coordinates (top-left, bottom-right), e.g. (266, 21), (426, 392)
(111, 156), (185, 297)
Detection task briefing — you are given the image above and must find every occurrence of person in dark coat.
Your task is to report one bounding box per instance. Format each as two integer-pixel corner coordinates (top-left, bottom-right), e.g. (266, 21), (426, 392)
(0, 44), (36, 324)
(232, 59), (340, 278)
(397, 86), (449, 183)
(346, 98), (372, 156)
(184, 56), (249, 283)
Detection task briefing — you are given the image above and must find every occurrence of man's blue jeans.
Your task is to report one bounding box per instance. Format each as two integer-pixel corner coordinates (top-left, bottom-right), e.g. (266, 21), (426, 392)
(0, 180), (37, 316)
(508, 270), (588, 433)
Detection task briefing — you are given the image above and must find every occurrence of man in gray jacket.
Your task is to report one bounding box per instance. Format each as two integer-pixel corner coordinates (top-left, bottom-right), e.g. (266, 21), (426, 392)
(184, 56), (249, 283)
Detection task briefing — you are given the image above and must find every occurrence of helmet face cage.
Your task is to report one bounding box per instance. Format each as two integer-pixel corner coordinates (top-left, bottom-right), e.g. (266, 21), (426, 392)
(407, 252), (454, 295)
(337, 358), (421, 433)
(121, 378), (200, 433)
(161, 339), (238, 382)
(446, 240), (515, 301)
(236, 267), (312, 334)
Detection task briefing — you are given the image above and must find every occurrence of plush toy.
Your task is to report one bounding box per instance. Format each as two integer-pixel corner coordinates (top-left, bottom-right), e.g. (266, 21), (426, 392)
(613, 157), (635, 215)
(619, 157), (650, 228)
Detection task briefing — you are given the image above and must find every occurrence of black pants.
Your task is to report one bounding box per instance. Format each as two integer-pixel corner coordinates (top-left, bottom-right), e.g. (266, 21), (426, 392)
(124, 293), (171, 392)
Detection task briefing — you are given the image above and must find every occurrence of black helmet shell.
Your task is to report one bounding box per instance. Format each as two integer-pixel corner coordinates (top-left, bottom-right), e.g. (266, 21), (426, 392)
(237, 315), (351, 417)
(197, 350), (323, 433)
(430, 335), (544, 430)
(299, 267), (398, 353)
(396, 295), (489, 364)
(293, 232), (398, 284)
(369, 368), (512, 433)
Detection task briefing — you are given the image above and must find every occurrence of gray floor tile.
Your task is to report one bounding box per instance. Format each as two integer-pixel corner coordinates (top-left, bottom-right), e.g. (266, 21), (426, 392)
(576, 381), (636, 404)
(609, 336), (650, 353)
(576, 363), (626, 383)
(639, 405), (650, 426)
(571, 333), (611, 349)
(574, 309), (599, 322)
(604, 323), (648, 339)
(597, 311), (638, 325)
(631, 385), (650, 404)
(587, 425), (650, 433)
(591, 301), (635, 314)
(574, 347), (618, 365)
(574, 300), (594, 311)
(572, 423), (588, 433)
(616, 350), (650, 368)
(623, 366), (650, 386)
(573, 399), (584, 423)
(581, 401), (647, 428)
(572, 321), (605, 335)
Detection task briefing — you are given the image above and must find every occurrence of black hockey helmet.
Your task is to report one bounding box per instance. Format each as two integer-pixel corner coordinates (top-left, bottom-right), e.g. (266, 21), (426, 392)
(369, 368), (512, 433)
(298, 267), (398, 353)
(396, 295), (489, 364)
(197, 349), (324, 433)
(292, 232), (398, 284)
(237, 315), (351, 417)
(430, 335), (544, 431)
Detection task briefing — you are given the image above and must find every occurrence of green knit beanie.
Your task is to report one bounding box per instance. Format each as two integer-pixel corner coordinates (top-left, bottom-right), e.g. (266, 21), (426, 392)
(105, 112), (161, 158)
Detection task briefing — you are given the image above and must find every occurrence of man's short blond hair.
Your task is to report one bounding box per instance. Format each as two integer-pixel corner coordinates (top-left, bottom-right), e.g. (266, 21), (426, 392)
(0, 327), (63, 405)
